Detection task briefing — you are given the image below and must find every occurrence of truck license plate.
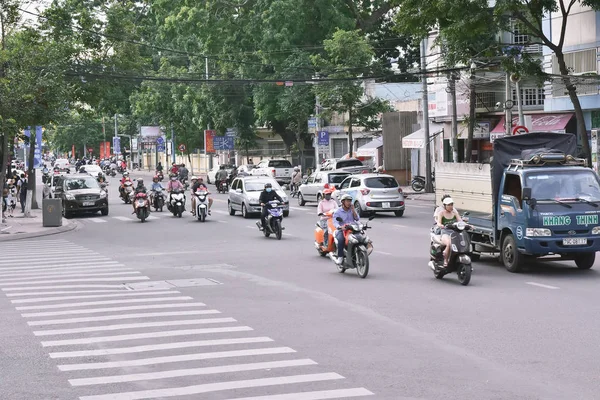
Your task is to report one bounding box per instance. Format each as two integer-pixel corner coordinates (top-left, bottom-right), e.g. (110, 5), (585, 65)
(83, 201), (94, 206)
(382, 202), (390, 209)
(563, 238), (587, 246)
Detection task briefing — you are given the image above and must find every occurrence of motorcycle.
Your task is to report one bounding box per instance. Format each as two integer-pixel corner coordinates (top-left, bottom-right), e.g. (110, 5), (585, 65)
(194, 189), (209, 222)
(167, 189), (185, 218)
(329, 216), (374, 278)
(120, 181), (134, 204)
(256, 200), (284, 240)
(151, 190), (165, 212)
(42, 171), (50, 184)
(411, 173), (435, 192)
(428, 221), (473, 286)
(134, 192), (150, 223)
(217, 180), (228, 194)
(314, 210), (336, 256)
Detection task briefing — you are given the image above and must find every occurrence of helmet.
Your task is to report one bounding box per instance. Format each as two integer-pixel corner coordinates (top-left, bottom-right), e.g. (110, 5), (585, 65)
(340, 194), (353, 201)
(137, 179), (144, 185)
(442, 197), (454, 205)
(123, 171), (129, 177)
(153, 175), (159, 181)
(323, 188), (334, 195)
(264, 183), (272, 189)
(191, 176), (198, 181)
(169, 173), (177, 180)
(294, 166), (300, 171)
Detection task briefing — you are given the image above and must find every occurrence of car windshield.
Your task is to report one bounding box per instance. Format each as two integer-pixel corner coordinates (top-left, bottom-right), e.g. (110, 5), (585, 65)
(337, 159), (363, 168)
(65, 177), (99, 191)
(365, 177), (399, 188)
(328, 173), (350, 184)
(246, 181), (279, 192)
(525, 170), (600, 202)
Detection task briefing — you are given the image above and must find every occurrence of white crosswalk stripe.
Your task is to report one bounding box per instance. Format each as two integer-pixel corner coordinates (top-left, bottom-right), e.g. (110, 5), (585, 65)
(0, 238), (374, 400)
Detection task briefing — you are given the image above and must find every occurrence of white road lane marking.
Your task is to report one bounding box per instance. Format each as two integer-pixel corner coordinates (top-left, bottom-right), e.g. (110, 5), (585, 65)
(0, 271), (141, 283)
(21, 302), (207, 318)
(15, 296), (192, 310)
(224, 388), (374, 400)
(48, 336), (273, 358)
(78, 373), (344, 400)
(112, 216), (131, 221)
(5, 284), (127, 291)
(69, 359), (317, 386)
(41, 326), (253, 347)
(526, 282), (560, 290)
(33, 318), (236, 336)
(87, 218), (107, 223)
(58, 347), (297, 371)
(0, 267), (129, 278)
(0, 256), (111, 265)
(29, 309), (220, 326)
(0, 262), (122, 272)
(11, 290), (179, 304)
(375, 251), (393, 256)
(0, 276), (149, 287)
(8, 289), (130, 297)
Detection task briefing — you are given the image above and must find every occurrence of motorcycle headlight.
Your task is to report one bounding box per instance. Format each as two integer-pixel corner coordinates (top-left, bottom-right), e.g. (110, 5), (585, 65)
(592, 226), (600, 235)
(456, 221), (466, 230)
(65, 193), (75, 200)
(525, 228), (551, 237)
(100, 191), (107, 198)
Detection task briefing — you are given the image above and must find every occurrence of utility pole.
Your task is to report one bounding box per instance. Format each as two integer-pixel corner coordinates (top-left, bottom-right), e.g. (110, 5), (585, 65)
(514, 75), (525, 126)
(505, 72), (513, 136)
(205, 56), (213, 170)
(314, 95), (320, 169)
(448, 73), (459, 163)
(420, 39), (433, 193)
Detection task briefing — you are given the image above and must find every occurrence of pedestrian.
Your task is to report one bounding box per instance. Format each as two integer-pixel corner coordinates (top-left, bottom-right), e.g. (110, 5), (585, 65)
(17, 173), (27, 213)
(6, 179), (15, 217)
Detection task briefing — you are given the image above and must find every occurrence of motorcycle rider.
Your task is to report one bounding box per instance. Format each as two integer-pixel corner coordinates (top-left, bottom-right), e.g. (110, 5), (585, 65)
(433, 194), (459, 223)
(332, 194), (360, 265)
(178, 164), (189, 185)
(97, 172), (107, 185)
(317, 188), (338, 246)
(132, 179), (148, 214)
(119, 172), (132, 198)
(150, 175), (164, 206)
(435, 196), (465, 268)
(215, 166), (228, 189)
(167, 173), (185, 209)
(291, 166), (302, 195)
(258, 182), (283, 231)
(190, 176), (212, 216)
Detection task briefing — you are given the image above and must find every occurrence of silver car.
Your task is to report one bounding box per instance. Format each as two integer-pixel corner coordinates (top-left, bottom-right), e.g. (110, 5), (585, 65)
(228, 176), (289, 218)
(298, 170), (351, 206)
(335, 174), (405, 217)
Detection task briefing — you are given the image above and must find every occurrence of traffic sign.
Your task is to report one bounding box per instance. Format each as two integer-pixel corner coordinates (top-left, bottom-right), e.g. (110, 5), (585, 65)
(88, 148), (93, 153)
(178, 144), (186, 152)
(156, 136), (165, 145)
(112, 137), (121, 154)
(157, 144), (165, 152)
(318, 131), (329, 146)
(512, 125), (529, 135)
(213, 136), (234, 150)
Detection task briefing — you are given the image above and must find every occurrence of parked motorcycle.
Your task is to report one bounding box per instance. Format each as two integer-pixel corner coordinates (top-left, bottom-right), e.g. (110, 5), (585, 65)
(411, 173), (435, 192)
(151, 190), (165, 212)
(194, 189), (209, 222)
(314, 210), (335, 256)
(120, 181), (133, 204)
(168, 189), (185, 218)
(329, 216), (374, 278)
(428, 221), (473, 286)
(256, 200), (284, 240)
(134, 192), (150, 223)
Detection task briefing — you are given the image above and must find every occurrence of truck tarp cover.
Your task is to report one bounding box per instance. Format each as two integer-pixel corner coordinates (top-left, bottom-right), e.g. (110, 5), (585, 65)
(491, 132), (577, 201)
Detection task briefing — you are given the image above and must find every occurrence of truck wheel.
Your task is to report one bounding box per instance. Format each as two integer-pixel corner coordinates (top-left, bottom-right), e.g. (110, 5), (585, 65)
(502, 234), (523, 273)
(575, 253), (595, 270)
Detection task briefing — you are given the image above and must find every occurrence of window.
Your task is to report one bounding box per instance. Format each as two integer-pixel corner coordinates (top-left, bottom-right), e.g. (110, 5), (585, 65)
(356, 137), (371, 148)
(350, 179), (361, 188)
(512, 87), (544, 106)
(232, 179), (239, 190)
(475, 92), (496, 109)
(365, 177), (399, 188)
(65, 177), (99, 190)
(503, 174), (523, 207)
(339, 178), (352, 189)
(307, 174), (316, 184)
(552, 49), (598, 96)
(328, 173), (350, 184)
(332, 139), (348, 158)
(314, 174), (322, 183)
(336, 159), (363, 168)
(268, 160), (292, 168)
(512, 21), (529, 45)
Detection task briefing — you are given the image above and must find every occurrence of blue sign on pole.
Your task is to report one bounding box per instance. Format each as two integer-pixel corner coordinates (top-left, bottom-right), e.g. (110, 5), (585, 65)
(113, 137), (121, 154)
(213, 136), (234, 150)
(156, 136), (165, 145)
(308, 118), (317, 129)
(318, 131), (329, 146)
(157, 144), (165, 152)
(225, 128), (237, 137)
(33, 126), (43, 169)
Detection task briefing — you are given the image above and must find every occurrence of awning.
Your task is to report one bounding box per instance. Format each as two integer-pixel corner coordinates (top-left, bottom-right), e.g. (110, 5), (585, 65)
(356, 137), (383, 158)
(491, 113), (574, 134)
(402, 125), (444, 149)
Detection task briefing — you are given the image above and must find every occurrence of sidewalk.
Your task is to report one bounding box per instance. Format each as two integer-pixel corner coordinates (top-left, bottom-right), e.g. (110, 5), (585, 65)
(0, 208), (77, 242)
(401, 186), (435, 202)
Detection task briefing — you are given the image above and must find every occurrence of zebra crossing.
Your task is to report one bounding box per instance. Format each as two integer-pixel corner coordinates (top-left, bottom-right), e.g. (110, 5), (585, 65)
(0, 239), (374, 399)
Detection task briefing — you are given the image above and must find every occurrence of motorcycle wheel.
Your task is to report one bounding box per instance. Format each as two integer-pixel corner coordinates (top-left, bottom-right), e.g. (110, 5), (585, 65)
(457, 263), (472, 286)
(263, 228), (270, 237)
(275, 219), (282, 240)
(355, 248), (369, 278)
(199, 209), (206, 222)
(411, 180), (424, 192)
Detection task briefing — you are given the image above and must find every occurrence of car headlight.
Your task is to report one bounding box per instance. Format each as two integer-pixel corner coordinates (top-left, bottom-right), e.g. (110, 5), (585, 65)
(592, 226), (600, 235)
(100, 191), (107, 198)
(65, 193), (75, 200)
(526, 228), (551, 237)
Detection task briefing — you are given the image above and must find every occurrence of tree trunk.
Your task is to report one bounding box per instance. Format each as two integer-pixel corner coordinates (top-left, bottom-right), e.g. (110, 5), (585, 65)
(0, 130), (8, 223)
(465, 85), (476, 162)
(245, 142), (250, 163)
(348, 107), (354, 158)
(556, 50), (592, 165)
(25, 132), (37, 217)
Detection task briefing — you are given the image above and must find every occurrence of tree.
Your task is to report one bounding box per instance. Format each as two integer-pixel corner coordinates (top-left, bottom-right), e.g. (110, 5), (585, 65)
(312, 29), (390, 158)
(495, 0), (600, 165)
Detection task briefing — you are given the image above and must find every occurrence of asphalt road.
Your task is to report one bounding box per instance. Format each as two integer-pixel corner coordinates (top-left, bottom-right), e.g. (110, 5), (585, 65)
(2, 173), (600, 399)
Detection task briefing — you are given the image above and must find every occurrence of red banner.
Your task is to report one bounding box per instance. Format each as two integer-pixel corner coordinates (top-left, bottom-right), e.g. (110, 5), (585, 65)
(204, 130), (215, 153)
(71, 144), (75, 158)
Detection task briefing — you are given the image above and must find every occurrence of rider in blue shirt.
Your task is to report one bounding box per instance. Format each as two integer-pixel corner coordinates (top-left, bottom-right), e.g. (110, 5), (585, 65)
(332, 194), (360, 264)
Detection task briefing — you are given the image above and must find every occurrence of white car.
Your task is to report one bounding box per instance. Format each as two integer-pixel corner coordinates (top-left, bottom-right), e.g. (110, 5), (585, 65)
(228, 176), (289, 218)
(335, 173), (405, 217)
(79, 164), (103, 177)
(54, 158), (70, 172)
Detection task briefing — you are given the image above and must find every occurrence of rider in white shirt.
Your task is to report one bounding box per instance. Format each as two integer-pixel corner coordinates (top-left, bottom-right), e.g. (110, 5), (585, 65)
(317, 188), (338, 246)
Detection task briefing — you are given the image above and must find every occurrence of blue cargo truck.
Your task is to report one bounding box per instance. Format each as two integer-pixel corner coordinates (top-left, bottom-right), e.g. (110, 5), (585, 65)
(435, 132), (600, 272)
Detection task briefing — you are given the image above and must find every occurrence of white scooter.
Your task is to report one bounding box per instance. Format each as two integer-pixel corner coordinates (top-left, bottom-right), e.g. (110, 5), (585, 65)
(195, 189), (209, 222)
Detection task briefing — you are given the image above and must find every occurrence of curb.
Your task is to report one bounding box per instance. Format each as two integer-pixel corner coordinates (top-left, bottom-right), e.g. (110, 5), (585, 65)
(0, 219), (78, 242)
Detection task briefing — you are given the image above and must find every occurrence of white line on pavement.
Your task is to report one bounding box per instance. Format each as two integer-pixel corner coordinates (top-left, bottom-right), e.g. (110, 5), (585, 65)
(42, 326), (253, 347)
(146, 215), (160, 220)
(0, 247), (89, 256)
(1, 276), (149, 287)
(70, 359), (317, 386)
(0, 271), (141, 283)
(58, 346), (296, 371)
(216, 220), (229, 223)
(0, 256), (111, 265)
(7, 289), (129, 297)
(21, 302), (207, 318)
(0, 262), (122, 272)
(112, 216), (131, 221)
(131, 250), (200, 257)
(15, 296), (192, 310)
(34, 317), (237, 336)
(78, 373), (344, 400)
(29, 309), (221, 326)
(4, 284), (126, 291)
(0, 267), (129, 278)
(392, 224), (408, 228)
(48, 336), (273, 358)
(526, 282), (560, 290)
(223, 388), (374, 400)
(87, 218), (107, 223)
(375, 251), (393, 256)
(11, 290), (179, 304)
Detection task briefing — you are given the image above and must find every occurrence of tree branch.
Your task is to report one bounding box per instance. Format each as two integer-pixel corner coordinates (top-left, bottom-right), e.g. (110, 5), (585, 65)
(557, 0), (573, 49)
(513, 11), (558, 52)
(360, 3), (394, 32)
